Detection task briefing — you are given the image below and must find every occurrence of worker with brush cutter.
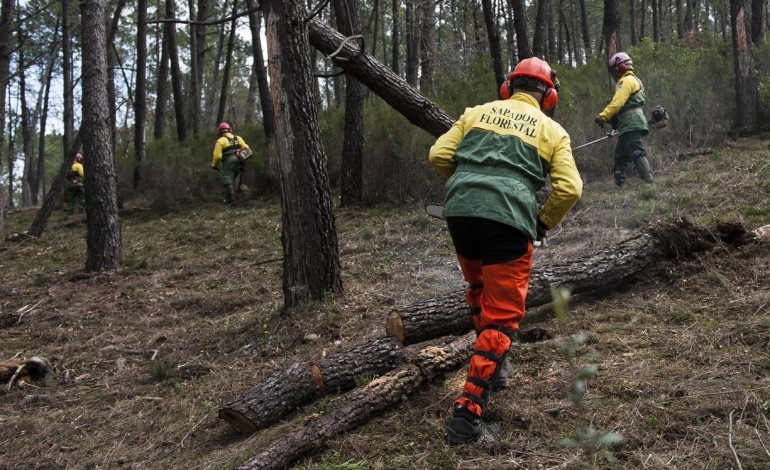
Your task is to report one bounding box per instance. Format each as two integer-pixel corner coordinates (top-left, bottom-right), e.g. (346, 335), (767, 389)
(211, 122), (252, 207)
(595, 52), (654, 187)
(429, 57), (583, 445)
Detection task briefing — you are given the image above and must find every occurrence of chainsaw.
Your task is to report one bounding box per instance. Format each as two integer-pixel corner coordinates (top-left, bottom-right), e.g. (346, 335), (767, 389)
(424, 203), (547, 247)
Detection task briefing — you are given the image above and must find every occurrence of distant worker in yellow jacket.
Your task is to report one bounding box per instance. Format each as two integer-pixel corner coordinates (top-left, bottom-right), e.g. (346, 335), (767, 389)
(429, 57), (582, 444)
(595, 52), (653, 187)
(65, 153), (85, 214)
(211, 122), (250, 206)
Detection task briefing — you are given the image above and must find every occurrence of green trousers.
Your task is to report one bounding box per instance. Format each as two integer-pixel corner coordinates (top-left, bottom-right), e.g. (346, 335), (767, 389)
(220, 158), (245, 204)
(65, 184), (85, 213)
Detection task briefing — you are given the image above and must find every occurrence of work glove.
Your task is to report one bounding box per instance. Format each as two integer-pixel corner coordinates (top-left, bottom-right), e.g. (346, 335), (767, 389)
(594, 116), (605, 128)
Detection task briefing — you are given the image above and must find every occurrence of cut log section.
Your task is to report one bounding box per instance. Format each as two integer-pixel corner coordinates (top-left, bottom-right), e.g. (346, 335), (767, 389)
(219, 337), (405, 433)
(387, 218), (721, 345)
(237, 333), (475, 470)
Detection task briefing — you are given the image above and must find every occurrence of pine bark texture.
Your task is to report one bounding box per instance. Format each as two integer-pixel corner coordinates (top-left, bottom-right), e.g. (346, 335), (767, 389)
(388, 218), (720, 345)
(81, 0), (121, 271)
(604, 0), (622, 55)
(219, 337), (405, 432)
(509, 0), (533, 60)
(751, 0), (767, 45)
(308, 19), (454, 137)
(0, 0), (12, 229)
(481, 0), (505, 90)
(263, 0), (343, 307)
(237, 333), (475, 470)
(134, 0), (147, 189)
(165, 0), (187, 141)
(731, 0), (760, 134)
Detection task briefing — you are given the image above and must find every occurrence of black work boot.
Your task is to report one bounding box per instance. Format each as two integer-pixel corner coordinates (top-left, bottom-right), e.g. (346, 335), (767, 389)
(491, 358), (513, 391)
(446, 405), (495, 445)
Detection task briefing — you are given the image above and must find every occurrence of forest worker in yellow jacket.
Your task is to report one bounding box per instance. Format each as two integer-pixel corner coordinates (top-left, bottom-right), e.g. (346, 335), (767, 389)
(429, 57), (582, 444)
(595, 52), (653, 187)
(211, 122), (250, 206)
(65, 153), (85, 214)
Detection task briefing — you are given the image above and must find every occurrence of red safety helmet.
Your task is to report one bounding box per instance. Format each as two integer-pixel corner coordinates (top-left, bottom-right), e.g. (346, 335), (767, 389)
(608, 52), (633, 77)
(218, 122), (231, 133)
(499, 57), (559, 114)
(74, 153), (83, 163)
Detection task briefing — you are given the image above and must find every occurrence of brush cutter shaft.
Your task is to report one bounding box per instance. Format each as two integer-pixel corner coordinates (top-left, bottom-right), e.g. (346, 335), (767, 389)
(573, 130), (619, 151)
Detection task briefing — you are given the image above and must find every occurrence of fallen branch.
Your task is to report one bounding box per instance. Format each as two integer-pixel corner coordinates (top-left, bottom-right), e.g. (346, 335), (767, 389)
(237, 333), (475, 470)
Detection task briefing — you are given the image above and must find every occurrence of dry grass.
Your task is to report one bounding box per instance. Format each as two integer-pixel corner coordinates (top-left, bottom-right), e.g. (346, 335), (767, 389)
(1, 136), (770, 469)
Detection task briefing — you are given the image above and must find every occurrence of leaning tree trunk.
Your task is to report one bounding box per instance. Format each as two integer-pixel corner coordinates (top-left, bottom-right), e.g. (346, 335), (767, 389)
(219, 337), (405, 433)
(263, 0), (343, 308)
(80, 0), (121, 271)
(387, 218), (723, 345)
(308, 19), (453, 137)
(731, 0), (760, 134)
(237, 333), (475, 470)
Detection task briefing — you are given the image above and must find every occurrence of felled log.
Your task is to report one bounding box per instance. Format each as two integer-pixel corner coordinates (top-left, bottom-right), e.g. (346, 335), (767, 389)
(237, 333), (475, 470)
(219, 337), (405, 433)
(387, 217), (721, 345)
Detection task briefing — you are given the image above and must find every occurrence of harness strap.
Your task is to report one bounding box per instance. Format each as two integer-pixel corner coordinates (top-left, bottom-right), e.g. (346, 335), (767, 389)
(473, 349), (504, 364)
(480, 324), (518, 341)
(460, 392), (486, 408)
(465, 376), (491, 390)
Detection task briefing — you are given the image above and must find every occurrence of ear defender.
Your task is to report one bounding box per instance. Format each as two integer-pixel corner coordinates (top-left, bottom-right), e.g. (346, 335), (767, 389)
(542, 88), (558, 113)
(499, 72), (515, 100)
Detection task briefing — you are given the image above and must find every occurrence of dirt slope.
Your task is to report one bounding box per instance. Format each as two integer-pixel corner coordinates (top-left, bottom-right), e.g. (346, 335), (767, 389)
(1, 136), (769, 469)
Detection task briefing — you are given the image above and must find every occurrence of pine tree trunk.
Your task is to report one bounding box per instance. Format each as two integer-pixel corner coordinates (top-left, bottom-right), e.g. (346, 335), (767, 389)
(630, 0), (638, 44)
(263, 0), (343, 308)
(731, 0), (760, 134)
(165, 0), (187, 141)
(135, 0), (147, 189)
(0, 0), (9, 235)
(216, 0), (238, 126)
(332, 0), (366, 207)
(19, 42), (34, 208)
(603, 0), (622, 55)
(80, 0), (121, 271)
(419, 0), (435, 93)
(392, 0), (400, 75)
(751, 0), (767, 45)
(246, 2), (278, 184)
(62, 0), (74, 156)
(510, 0), (533, 60)
(481, 0), (505, 89)
(154, 25), (169, 140)
(578, 0), (591, 59)
(533, 0), (548, 58)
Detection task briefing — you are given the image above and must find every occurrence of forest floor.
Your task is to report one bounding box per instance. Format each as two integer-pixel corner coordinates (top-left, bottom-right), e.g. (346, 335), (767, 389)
(1, 135), (770, 470)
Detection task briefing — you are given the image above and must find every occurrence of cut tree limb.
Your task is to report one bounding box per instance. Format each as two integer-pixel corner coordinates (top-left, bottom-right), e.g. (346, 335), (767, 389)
(237, 333), (475, 470)
(219, 337), (405, 433)
(387, 217), (723, 345)
(307, 19), (453, 138)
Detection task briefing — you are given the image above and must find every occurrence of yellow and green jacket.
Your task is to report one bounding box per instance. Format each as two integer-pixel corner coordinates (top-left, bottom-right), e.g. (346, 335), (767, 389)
(67, 162), (84, 185)
(211, 132), (249, 169)
(429, 93), (583, 240)
(599, 70), (649, 135)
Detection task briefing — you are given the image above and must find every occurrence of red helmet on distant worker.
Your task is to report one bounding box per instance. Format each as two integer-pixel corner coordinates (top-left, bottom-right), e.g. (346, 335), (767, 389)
(74, 153), (83, 163)
(608, 52), (633, 77)
(499, 57), (559, 114)
(218, 122), (231, 133)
